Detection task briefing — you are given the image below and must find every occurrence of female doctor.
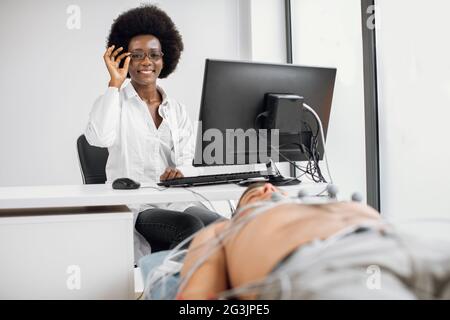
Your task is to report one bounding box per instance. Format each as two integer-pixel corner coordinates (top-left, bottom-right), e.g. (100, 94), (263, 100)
(85, 5), (221, 259)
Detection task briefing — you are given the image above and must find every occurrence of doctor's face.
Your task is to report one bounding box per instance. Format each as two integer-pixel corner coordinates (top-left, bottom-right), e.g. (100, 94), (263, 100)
(128, 34), (164, 86)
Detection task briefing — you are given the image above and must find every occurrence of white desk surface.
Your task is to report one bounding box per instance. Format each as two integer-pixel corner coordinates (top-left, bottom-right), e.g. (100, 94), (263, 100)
(0, 182), (327, 210)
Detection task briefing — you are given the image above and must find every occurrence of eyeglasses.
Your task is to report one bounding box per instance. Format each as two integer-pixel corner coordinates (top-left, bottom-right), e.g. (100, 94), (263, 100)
(129, 51), (164, 62)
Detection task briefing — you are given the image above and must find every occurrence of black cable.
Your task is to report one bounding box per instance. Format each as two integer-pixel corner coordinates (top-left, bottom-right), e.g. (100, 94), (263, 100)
(275, 145), (309, 175)
(279, 136), (326, 183)
(273, 144), (326, 186)
(278, 143), (308, 173)
(301, 121), (327, 183)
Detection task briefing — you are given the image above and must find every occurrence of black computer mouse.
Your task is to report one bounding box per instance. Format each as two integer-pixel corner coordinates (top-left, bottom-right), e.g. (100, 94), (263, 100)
(112, 177), (141, 190)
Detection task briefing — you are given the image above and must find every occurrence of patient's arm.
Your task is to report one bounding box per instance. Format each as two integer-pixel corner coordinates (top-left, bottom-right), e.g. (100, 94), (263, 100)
(177, 221), (229, 300)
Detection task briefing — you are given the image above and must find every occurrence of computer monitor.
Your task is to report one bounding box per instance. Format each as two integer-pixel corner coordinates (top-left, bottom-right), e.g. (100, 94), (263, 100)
(193, 59), (336, 169)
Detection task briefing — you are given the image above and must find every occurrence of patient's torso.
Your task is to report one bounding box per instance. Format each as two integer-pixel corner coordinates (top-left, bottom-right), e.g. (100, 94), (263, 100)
(223, 202), (382, 293)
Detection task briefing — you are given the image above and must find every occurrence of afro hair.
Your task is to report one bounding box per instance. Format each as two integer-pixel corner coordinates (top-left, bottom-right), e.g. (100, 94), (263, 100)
(107, 4), (184, 79)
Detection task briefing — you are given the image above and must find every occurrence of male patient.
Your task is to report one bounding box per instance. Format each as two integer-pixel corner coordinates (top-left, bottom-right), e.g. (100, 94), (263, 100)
(142, 183), (450, 300)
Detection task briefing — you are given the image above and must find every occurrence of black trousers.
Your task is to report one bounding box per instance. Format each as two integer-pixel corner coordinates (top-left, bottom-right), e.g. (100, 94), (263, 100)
(135, 206), (222, 253)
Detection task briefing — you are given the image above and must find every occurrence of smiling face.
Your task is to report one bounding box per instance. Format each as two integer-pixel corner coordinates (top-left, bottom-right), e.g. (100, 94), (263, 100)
(127, 34), (164, 86)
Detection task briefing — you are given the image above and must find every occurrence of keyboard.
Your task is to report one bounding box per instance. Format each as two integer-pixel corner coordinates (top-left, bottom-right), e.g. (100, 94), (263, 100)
(157, 171), (267, 187)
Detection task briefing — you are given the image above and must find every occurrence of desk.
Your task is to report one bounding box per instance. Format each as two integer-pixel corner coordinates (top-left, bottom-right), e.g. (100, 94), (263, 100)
(0, 182), (324, 299)
(0, 182), (326, 209)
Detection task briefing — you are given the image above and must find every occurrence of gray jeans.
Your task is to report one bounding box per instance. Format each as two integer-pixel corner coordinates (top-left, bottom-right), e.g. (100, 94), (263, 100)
(257, 228), (450, 300)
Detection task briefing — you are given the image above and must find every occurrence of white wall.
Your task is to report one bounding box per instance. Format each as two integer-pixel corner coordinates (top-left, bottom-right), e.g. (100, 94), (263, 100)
(290, 0), (367, 201)
(249, 0), (286, 64)
(0, 0), (246, 186)
(376, 0), (450, 219)
(243, 0), (290, 176)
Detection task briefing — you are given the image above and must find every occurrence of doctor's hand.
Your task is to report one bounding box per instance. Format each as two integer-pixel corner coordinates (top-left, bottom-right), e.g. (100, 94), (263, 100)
(104, 45), (131, 89)
(160, 167), (184, 181)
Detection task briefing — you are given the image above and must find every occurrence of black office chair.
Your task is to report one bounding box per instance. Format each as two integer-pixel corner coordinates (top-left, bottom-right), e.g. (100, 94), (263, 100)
(76, 134), (109, 184)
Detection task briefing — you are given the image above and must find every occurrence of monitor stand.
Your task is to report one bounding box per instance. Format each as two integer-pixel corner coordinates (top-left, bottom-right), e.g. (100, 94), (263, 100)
(237, 160), (301, 187)
(264, 160), (301, 186)
(237, 175), (301, 187)
(267, 174), (301, 186)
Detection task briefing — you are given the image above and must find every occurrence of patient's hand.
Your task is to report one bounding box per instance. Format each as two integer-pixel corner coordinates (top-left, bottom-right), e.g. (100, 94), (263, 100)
(160, 167), (184, 181)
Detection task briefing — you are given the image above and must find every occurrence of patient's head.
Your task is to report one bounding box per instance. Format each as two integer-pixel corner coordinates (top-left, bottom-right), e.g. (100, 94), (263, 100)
(236, 182), (282, 209)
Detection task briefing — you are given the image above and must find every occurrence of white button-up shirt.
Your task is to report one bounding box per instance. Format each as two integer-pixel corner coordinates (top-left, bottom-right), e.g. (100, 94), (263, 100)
(85, 80), (201, 259)
(85, 80), (197, 184)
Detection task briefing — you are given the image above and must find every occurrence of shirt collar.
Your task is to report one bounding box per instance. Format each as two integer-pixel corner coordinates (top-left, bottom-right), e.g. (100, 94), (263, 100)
(123, 80), (169, 106)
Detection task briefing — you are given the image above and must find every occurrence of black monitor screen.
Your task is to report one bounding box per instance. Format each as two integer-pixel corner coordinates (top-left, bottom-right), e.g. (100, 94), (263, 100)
(193, 59), (336, 166)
